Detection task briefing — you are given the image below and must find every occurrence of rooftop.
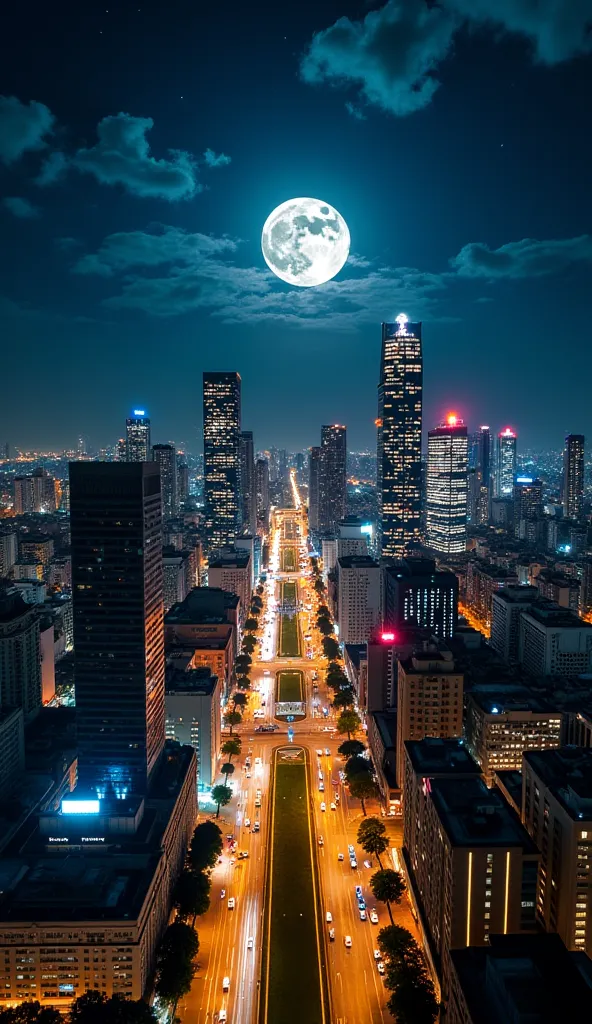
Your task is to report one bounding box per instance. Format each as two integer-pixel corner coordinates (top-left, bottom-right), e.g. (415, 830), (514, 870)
(405, 738), (480, 778)
(166, 666), (219, 696)
(524, 604), (592, 630)
(524, 747), (592, 821)
(430, 776), (538, 850)
(468, 685), (558, 716)
(493, 585), (539, 604)
(208, 547), (250, 569)
(372, 711), (397, 749)
(337, 555), (379, 569)
(165, 586), (239, 624)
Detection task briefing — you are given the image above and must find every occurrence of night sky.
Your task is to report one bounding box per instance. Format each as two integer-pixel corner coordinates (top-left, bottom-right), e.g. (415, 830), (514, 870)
(1, 0), (592, 453)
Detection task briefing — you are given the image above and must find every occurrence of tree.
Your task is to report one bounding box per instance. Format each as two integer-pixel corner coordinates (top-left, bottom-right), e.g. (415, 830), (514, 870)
(370, 869), (406, 924)
(235, 653), (252, 672)
(155, 922), (199, 1004)
(314, 578), (324, 594)
(173, 869), (211, 920)
(224, 709), (242, 734)
(189, 820), (223, 871)
(322, 636), (339, 660)
(345, 754), (372, 780)
(0, 1003), (62, 1024)
(357, 817), (389, 868)
(332, 687), (355, 709)
(317, 604), (330, 619)
(235, 675), (251, 691)
(317, 617), (333, 636)
(337, 709), (361, 739)
(377, 924), (415, 963)
(231, 691), (248, 709)
(211, 784), (232, 817)
(387, 980), (439, 1024)
(326, 669), (349, 690)
(244, 617), (259, 632)
(221, 762), (235, 782)
(348, 774), (378, 815)
(243, 634), (257, 653)
(69, 991), (158, 1024)
(221, 737), (242, 761)
(256, 583), (264, 595)
(338, 739), (366, 759)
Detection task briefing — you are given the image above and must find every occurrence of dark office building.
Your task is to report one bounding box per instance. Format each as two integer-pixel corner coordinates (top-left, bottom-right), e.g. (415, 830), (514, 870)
(255, 457), (270, 531)
(377, 316), (423, 557)
(384, 558), (458, 639)
(476, 425), (492, 488)
(240, 430), (257, 535)
(69, 461), (165, 797)
(177, 461), (189, 510)
(308, 446), (321, 533)
(319, 425), (347, 534)
(203, 371), (242, 553)
(152, 443), (177, 518)
(563, 434), (585, 521)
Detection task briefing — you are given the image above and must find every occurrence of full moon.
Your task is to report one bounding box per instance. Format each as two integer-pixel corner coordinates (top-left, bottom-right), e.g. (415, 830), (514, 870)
(261, 197), (350, 287)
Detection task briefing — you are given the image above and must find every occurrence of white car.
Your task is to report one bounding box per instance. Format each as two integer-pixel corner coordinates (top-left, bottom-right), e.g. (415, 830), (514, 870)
(377, 962), (385, 976)
(370, 910), (379, 924)
(318, 836), (324, 846)
(219, 1011), (227, 1023)
(319, 783), (324, 792)
(263, 670), (270, 676)
(227, 898), (235, 910)
(374, 949), (381, 961)
(326, 911), (332, 923)
(359, 909), (367, 921)
(320, 802), (326, 812)
(316, 749), (323, 756)
(338, 853), (344, 861)
(330, 802), (336, 811)
(222, 976), (230, 992)
(247, 937), (254, 950)
(344, 936), (352, 948)
(325, 748), (331, 756)
(244, 817), (251, 827)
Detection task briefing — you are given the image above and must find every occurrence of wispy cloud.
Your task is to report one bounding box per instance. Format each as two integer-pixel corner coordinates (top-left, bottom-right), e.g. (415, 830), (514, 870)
(451, 235), (592, 279)
(1, 196), (41, 219)
(345, 102), (367, 121)
(35, 150), (68, 186)
(203, 148), (231, 168)
(0, 95), (54, 164)
(300, 0), (592, 117)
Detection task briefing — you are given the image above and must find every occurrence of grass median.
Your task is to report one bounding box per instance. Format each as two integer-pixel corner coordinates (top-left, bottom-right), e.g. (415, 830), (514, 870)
(277, 670), (303, 702)
(262, 751), (325, 1024)
(281, 545), (297, 572)
(278, 581), (300, 657)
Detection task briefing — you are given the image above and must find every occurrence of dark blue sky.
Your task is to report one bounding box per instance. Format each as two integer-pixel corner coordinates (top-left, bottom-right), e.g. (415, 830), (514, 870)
(1, 0), (592, 453)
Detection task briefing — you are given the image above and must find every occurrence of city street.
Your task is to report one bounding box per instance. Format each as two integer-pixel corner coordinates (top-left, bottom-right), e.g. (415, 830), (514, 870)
(180, 501), (419, 1024)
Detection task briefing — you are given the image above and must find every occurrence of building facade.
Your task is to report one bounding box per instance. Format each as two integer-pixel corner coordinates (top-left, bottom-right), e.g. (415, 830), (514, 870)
(319, 425), (347, 534)
(384, 558), (458, 640)
(165, 667), (222, 789)
(426, 416), (468, 555)
(125, 411), (151, 462)
(308, 446), (321, 533)
(0, 582), (42, 717)
(240, 430), (257, 536)
(465, 687), (562, 785)
(336, 555), (382, 644)
(563, 434), (585, 520)
(496, 427), (517, 497)
(396, 644), (463, 786)
(151, 443), (177, 518)
(203, 371), (242, 553)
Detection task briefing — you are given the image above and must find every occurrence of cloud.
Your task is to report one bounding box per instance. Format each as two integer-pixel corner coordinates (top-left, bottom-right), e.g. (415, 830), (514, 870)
(300, 0), (457, 117)
(203, 148), (231, 168)
(1, 196), (41, 219)
(0, 95), (54, 164)
(35, 150), (68, 186)
(300, 0), (592, 116)
(70, 113), (200, 200)
(73, 224), (444, 325)
(345, 101), (367, 120)
(451, 235), (592, 278)
(54, 236), (81, 250)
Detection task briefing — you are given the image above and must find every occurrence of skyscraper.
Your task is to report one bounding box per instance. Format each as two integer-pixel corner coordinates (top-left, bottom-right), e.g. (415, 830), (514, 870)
(126, 410), (151, 461)
(255, 457), (270, 531)
(477, 425), (492, 488)
(319, 425), (347, 534)
(426, 414), (468, 554)
(240, 430), (257, 535)
(152, 443), (178, 518)
(377, 315), (423, 558)
(177, 461), (189, 510)
(203, 372), (242, 553)
(563, 434), (585, 520)
(308, 446), (321, 532)
(496, 427), (517, 496)
(69, 461), (165, 797)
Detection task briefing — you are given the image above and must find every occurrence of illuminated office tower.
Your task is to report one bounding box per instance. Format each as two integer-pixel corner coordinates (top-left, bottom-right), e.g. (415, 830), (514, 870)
(563, 434), (585, 520)
(152, 443), (177, 518)
(319, 425), (347, 534)
(177, 461), (189, 510)
(496, 427), (517, 496)
(203, 371), (242, 553)
(377, 315), (423, 558)
(426, 414), (468, 554)
(240, 430), (257, 535)
(69, 461), (165, 797)
(126, 410), (151, 462)
(308, 446), (321, 532)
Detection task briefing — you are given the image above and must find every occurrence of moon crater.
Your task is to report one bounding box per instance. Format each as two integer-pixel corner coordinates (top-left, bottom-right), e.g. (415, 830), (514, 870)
(261, 197), (350, 287)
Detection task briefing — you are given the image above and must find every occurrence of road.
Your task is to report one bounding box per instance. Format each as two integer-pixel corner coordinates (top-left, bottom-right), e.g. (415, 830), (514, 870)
(179, 502), (418, 1024)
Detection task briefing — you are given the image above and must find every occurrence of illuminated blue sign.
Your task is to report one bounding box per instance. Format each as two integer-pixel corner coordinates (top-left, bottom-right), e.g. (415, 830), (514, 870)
(361, 523), (373, 536)
(61, 799), (100, 815)
(516, 476), (533, 484)
(133, 409), (146, 417)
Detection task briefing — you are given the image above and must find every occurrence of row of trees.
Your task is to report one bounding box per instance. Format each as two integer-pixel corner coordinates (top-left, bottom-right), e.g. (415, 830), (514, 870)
(224, 581), (265, 735)
(378, 926), (439, 1024)
(0, 994), (157, 1024)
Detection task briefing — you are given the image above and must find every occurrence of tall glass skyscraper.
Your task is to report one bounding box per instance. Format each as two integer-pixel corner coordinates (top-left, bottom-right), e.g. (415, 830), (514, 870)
(319, 425), (347, 534)
(240, 430), (257, 535)
(203, 371), (242, 552)
(477, 425), (492, 488)
(563, 434), (585, 520)
(126, 410), (151, 461)
(377, 315), (423, 558)
(152, 442), (177, 518)
(426, 415), (468, 554)
(308, 446), (321, 532)
(69, 461), (165, 798)
(497, 427), (517, 496)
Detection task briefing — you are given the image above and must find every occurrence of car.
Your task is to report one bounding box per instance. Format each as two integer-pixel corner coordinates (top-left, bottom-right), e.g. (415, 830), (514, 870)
(325, 748), (331, 756)
(253, 822), (260, 832)
(348, 845), (356, 856)
(316, 749), (323, 756)
(218, 1011), (227, 1023)
(256, 790), (262, 799)
(330, 802), (336, 811)
(370, 910), (379, 924)
(238, 851), (249, 859)
(355, 886), (363, 899)
(364, 859), (372, 869)
(374, 949), (381, 961)
(326, 912), (332, 923)
(318, 836), (324, 846)
(227, 898), (235, 910)
(320, 802), (326, 812)
(222, 977), (230, 992)
(245, 771), (251, 778)
(255, 798), (261, 807)
(338, 852), (344, 861)
(244, 817), (251, 827)
(220, 889), (226, 899)
(359, 909), (367, 921)
(328, 928), (335, 942)
(318, 770), (323, 781)
(247, 936), (254, 950)
(377, 961), (385, 976)
(263, 670), (270, 675)
(358, 900), (366, 911)
(319, 783), (324, 792)
(350, 858), (357, 869)
(344, 936), (352, 948)
(226, 834), (234, 841)
(255, 757), (262, 766)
